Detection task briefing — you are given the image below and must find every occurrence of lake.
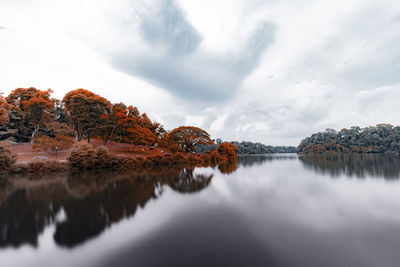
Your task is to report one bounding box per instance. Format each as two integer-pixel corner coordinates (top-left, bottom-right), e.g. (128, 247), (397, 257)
(2, 153), (400, 267)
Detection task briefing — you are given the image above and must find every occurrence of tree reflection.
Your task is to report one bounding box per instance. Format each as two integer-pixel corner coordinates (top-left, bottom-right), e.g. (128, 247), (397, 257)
(237, 154), (297, 168)
(0, 167), (214, 248)
(167, 168), (213, 193)
(218, 161), (238, 174)
(299, 153), (400, 179)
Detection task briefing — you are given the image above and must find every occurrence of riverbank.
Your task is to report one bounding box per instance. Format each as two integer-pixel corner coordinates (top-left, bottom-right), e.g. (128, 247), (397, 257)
(0, 141), (238, 177)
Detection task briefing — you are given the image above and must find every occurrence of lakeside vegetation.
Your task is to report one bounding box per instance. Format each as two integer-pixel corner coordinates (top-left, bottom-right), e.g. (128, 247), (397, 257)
(0, 87), (237, 175)
(231, 141), (296, 154)
(297, 124), (400, 154)
(299, 153), (400, 179)
(196, 140), (296, 154)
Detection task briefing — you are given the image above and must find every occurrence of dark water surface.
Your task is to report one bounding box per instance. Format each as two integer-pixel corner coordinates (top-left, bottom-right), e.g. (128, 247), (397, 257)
(2, 154), (400, 267)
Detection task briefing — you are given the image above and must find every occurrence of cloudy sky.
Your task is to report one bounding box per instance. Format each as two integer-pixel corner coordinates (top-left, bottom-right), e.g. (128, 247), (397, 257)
(1, 0), (400, 145)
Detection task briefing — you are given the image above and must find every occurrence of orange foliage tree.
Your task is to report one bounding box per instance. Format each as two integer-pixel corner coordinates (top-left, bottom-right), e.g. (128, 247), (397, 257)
(98, 104), (163, 145)
(218, 142), (237, 163)
(63, 89), (110, 142)
(48, 122), (76, 137)
(6, 87), (37, 107)
(98, 103), (129, 144)
(7, 87), (54, 140)
(0, 93), (9, 126)
(167, 126), (214, 152)
(124, 125), (156, 145)
(97, 103), (160, 145)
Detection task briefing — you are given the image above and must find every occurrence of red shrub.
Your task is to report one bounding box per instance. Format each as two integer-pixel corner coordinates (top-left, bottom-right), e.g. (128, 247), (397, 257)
(67, 142), (98, 170)
(0, 142), (16, 170)
(217, 143), (237, 163)
(28, 160), (67, 173)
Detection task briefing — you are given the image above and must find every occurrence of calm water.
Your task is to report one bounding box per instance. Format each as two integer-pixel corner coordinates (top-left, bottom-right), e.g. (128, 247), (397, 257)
(2, 154), (400, 267)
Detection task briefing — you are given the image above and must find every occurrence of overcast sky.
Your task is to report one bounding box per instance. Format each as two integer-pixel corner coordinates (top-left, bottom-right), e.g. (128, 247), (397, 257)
(1, 0), (400, 145)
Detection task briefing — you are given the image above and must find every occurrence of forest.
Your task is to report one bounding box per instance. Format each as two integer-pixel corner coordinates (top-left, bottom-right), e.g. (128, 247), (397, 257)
(0, 87), (237, 173)
(196, 140), (295, 154)
(296, 124), (400, 154)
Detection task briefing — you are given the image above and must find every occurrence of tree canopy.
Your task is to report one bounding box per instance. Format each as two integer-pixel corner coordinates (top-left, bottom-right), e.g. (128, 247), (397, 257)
(297, 124), (400, 154)
(6, 87), (54, 140)
(63, 89), (110, 142)
(167, 126), (214, 152)
(0, 88), (216, 154)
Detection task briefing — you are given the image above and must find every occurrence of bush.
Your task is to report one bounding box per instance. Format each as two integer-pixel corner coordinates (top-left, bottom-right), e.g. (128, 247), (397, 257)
(0, 142), (16, 170)
(95, 146), (113, 168)
(67, 142), (98, 170)
(33, 135), (75, 153)
(218, 143), (237, 163)
(67, 143), (115, 170)
(28, 160), (67, 173)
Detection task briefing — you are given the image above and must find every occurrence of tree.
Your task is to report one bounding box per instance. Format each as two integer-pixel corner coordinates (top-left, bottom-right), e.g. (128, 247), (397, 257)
(124, 125), (156, 145)
(138, 112), (165, 139)
(6, 87), (37, 108)
(63, 89), (110, 142)
(297, 124), (400, 154)
(97, 103), (129, 144)
(168, 126), (213, 152)
(0, 94), (9, 126)
(22, 89), (54, 140)
(48, 122), (76, 137)
(6, 87), (54, 141)
(218, 142), (237, 163)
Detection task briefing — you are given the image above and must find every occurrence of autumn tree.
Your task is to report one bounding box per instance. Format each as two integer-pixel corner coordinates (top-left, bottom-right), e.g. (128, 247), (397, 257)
(63, 89), (110, 142)
(157, 132), (179, 152)
(124, 125), (156, 145)
(48, 122), (76, 137)
(7, 87), (54, 141)
(102, 104), (160, 145)
(168, 126), (214, 152)
(97, 103), (129, 144)
(218, 142), (237, 163)
(0, 94), (9, 126)
(137, 112), (164, 138)
(23, 89), (54, 140)
(6, 87), (37, 108)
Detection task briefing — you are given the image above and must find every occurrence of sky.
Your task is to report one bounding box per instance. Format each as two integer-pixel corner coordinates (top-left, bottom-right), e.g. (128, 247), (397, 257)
(1, 0), (400, 145)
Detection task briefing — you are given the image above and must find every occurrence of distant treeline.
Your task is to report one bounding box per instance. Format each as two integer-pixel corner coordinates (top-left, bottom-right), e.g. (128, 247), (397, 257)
(297, 124), (400, 154)
(299, 153), (400, 179)
(197, 139), (296, 154)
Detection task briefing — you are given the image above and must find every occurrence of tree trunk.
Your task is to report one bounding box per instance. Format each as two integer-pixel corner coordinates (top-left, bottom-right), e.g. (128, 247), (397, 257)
(76, 131), (83, 141)
(30, 125), (39, 143)
(75, 124), (83, 141)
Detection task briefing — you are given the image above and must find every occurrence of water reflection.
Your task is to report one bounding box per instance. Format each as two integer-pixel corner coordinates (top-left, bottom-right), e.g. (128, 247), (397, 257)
(4, 155), (400, 267)
(237, 154), (297, 168)
(299, 153), (400, 179)
(0, 167), (213, 248)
